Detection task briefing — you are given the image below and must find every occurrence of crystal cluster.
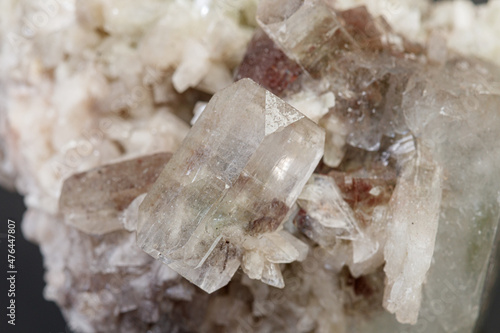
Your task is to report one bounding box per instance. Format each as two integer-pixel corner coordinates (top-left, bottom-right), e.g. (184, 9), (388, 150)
(1, 0), (500, 333)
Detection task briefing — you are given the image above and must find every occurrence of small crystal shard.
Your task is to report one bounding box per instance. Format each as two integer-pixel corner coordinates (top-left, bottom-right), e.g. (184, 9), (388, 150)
(298, 174), (360, 230)
(59, 153), (171, 235)
(296, 166), (393, 277)
(137, 78), (324, 293)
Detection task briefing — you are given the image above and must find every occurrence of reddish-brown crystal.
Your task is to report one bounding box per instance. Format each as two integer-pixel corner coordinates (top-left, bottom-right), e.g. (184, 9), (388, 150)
(235, 29), (303, 96)
(247, 199), (290, 236)
(338, 7), (384, 51)
(331, 170), (395, 213)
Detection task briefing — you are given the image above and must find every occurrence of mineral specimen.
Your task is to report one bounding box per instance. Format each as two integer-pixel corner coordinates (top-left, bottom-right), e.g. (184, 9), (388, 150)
(1, 0), (500, 332)
(137, 78), (324, 293)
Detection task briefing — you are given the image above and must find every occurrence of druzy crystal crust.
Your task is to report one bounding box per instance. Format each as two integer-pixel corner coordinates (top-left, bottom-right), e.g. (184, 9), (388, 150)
(1, 0), (500, 332)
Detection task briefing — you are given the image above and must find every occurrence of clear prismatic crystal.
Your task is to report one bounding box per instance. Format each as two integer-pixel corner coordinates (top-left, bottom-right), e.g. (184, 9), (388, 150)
(137, 78), (324, 293)
(383, 142), (442, 324)
(59, 153), (171, 235)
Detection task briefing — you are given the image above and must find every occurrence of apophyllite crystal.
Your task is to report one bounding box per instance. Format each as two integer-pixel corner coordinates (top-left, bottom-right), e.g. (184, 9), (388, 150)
(1, 0), (500, 332)
(59, 152), (171, 235)
(137, 78), (324, 293)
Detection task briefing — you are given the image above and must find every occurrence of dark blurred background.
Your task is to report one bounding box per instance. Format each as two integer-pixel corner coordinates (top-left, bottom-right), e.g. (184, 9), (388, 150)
(0, 188), (69, 333)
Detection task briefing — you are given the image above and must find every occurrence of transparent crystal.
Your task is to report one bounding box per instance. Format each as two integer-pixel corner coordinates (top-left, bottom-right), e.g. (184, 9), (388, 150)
(59, 153), (171, 235)
(137, 78), (324, 293)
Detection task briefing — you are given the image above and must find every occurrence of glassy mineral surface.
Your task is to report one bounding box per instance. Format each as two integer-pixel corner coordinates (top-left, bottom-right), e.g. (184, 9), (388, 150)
(1, 0), (500, 332)
(137, 78), (324, 293)
(59, 152), (171, 234)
